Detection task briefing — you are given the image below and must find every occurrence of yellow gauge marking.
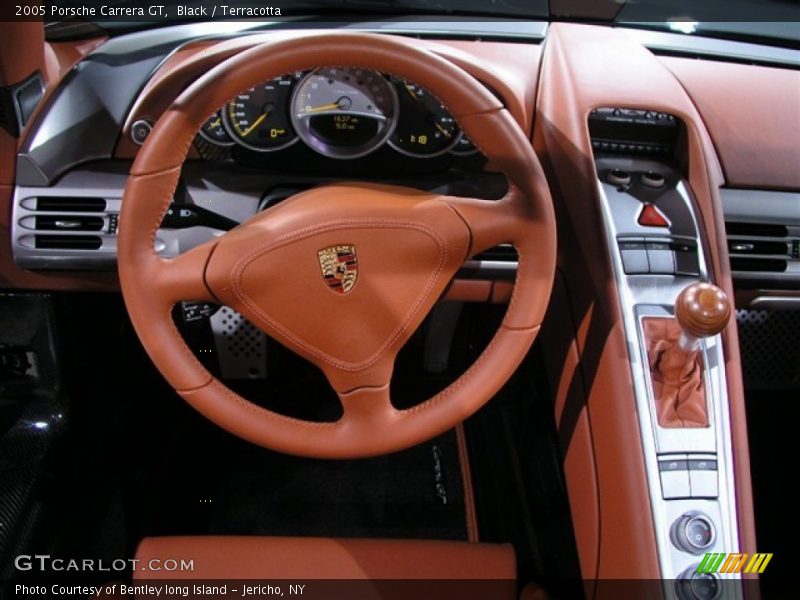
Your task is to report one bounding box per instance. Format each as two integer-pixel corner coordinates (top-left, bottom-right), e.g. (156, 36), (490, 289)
(208, 117), (222, 129)
(434, 122), (451, 138)
(404, 84), (419, 100)
(240, 111), (269, 137)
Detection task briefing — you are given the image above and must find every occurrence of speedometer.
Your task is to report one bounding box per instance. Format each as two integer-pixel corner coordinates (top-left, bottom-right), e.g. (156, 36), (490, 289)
(223, 74), (299, 152)
(290, 68), (398, 159)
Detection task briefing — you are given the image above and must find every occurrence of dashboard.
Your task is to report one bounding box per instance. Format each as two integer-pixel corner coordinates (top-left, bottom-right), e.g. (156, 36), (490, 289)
(1, 16), (799, 590)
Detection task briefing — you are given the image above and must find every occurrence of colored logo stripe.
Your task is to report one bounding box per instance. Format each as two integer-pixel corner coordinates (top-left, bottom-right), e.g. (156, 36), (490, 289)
(697, 552), (773, 574)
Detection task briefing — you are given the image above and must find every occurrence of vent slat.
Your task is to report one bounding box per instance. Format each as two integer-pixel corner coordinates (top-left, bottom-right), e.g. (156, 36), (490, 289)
(35, 216), (104, 231)
(36, 197), (106, 212)
(730, 257), (787, 273)
(725, 222), (788, 238)
(35, 235), (102, 250)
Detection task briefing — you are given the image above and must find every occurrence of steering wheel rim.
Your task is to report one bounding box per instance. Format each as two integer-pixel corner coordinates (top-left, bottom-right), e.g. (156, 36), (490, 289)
(118, 32), (556, 459)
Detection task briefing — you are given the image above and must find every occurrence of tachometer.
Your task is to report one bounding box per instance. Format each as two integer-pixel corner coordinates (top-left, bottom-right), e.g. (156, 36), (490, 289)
(198, 111), (234, 146)
(224, 75), (298, 152)
(389, 79), (461, 157)
(290, 68), (398, 159)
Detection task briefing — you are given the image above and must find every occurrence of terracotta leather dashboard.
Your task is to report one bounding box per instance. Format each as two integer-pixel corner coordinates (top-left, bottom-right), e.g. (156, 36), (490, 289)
(661, 57), (800, 191)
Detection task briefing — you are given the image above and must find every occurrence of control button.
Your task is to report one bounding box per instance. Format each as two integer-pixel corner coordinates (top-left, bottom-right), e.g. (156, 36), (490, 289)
(659, 457), (690, 499)
(607, 169), (631, 186)
(671, 511), (716, 555)
(673, 240), (700, 276)
(131, 120), (153, 145)
(641, 171), (666, 188)
(619, 239), (649, 275)
(675, 568), (721, 600)
(646, 240), (676, 274)
(638, 203), (670, 228)
(689, 458), (719, 498)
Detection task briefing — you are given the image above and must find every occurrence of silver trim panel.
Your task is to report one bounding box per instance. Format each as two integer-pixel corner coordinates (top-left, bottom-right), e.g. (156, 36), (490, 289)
(595, 159), (741, 590)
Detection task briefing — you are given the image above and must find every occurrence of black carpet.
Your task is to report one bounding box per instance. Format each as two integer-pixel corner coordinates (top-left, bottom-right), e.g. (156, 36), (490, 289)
(140, 419), (468, 541)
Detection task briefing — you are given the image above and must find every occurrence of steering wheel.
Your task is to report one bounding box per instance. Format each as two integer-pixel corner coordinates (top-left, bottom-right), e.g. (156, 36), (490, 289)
(118, 33), (556, 459)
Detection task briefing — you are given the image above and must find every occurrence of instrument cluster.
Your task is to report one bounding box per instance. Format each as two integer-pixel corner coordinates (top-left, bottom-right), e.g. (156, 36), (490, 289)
(196, 68), (480, 160)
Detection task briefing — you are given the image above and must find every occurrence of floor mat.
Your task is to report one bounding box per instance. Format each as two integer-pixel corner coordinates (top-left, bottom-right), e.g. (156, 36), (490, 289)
(140, 420), (469, 541)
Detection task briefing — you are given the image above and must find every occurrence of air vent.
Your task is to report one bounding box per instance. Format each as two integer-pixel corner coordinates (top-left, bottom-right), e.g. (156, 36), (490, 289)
(730, 258), (787, 273)
(13, 178), (123, 269)
(726, 222), (788, 237)
(34, 235), (102, 250)
(726, 221), (798, 280)
(35, 215), (104, 231)
(36, 197), (106, 212)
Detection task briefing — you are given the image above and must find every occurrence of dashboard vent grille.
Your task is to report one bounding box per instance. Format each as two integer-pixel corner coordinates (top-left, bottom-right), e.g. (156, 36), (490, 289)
(34, 235), (102, 250)
(36, 197), (106, 212)
(726, 221), (796, 276)
(35, 215), (104, 231)
(13, 187), (122, 269)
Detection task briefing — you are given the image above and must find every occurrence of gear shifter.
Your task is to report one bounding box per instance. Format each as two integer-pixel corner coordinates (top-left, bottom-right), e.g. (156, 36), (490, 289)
(675, 282), (732, 350)
(644, 283), (731, 428)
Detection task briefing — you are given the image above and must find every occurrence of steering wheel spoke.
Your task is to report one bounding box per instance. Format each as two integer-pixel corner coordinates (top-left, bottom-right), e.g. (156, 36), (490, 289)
(338, 384), (396, 427)
(154, 240), (218, 305)
(443, 193), (525, 257)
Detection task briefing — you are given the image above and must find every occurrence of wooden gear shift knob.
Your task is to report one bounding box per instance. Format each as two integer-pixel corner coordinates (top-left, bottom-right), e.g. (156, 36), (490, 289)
(675, 282), (732, 339)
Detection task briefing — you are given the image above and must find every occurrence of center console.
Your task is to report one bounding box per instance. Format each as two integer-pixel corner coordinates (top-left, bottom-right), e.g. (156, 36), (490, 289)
(591, 108), (743, 598)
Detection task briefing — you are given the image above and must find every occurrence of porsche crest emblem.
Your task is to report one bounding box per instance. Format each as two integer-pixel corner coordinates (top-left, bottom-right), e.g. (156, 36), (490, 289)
(318, 245), (358, 294)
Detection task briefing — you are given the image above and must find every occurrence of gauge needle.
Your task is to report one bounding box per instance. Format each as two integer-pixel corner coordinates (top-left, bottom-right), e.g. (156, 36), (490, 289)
(304, 97), (352, 114)
(305, 102), (341, 113)
(241, 111), (270, 137)
(434, 122), (452, 138)
(209, 117), (222, 129)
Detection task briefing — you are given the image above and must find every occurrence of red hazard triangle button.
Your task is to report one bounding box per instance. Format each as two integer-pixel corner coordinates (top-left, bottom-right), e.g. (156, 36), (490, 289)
(638, 203), (669, 227)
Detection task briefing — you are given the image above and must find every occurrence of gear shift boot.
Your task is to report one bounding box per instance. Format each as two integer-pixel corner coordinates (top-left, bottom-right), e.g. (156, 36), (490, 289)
(643, 317), (708, 428)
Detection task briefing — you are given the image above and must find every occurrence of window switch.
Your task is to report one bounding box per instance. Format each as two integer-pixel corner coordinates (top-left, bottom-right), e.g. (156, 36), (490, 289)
(659, 457), (690, 499)
(646, 240), (675, 274)
(689, 459), (719, 498)
(619, 239), (649, 274)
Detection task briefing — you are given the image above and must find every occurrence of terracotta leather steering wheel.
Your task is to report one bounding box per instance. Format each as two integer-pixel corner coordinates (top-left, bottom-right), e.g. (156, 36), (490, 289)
(118, 33), (556, 459)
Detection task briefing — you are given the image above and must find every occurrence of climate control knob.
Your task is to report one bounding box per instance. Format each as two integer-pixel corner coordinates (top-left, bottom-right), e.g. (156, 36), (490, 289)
(671, 511), (716, 555)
